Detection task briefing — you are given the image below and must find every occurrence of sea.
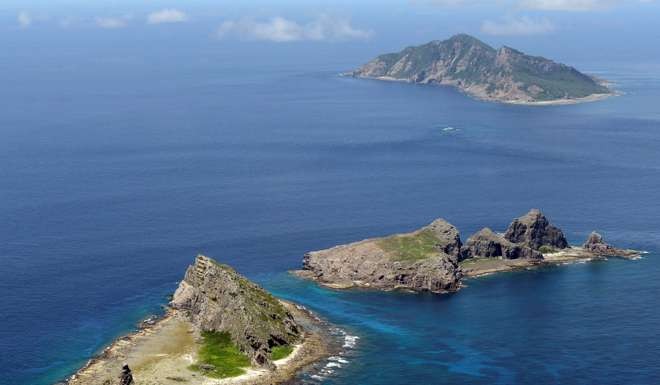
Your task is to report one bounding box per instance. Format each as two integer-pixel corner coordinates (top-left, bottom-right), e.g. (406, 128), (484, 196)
(1, 39), (660, 385)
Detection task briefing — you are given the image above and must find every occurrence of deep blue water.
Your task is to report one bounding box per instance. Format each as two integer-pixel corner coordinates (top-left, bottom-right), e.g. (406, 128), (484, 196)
(1, 42), (660, 385)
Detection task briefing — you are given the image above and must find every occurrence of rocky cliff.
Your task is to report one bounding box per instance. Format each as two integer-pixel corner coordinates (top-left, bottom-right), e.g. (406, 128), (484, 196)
(171, 255), (301, 369)
(298, 219), (463, 293)
(351, 34), (611, 104)
(582, 231), (639, 258)
(503, 209), (569, 250)
(461, 227), (542, 261)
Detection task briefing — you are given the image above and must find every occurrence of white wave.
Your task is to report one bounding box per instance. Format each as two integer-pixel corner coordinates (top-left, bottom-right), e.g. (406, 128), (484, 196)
(329, 356), (349, 364)
(326, 362), (342, 368)
(343, 335), (359, 348)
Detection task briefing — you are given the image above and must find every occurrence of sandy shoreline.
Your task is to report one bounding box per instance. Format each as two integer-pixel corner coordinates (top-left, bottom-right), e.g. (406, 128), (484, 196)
(63, 301), (332, 385)
(460, 246), (640, 278)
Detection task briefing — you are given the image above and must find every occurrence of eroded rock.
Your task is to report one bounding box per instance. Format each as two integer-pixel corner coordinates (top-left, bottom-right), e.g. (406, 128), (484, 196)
(171, 255), (301, 369)
(461, 228), (542, 260)
(299, 218), (463, 293)
(504, 209), (568, 250)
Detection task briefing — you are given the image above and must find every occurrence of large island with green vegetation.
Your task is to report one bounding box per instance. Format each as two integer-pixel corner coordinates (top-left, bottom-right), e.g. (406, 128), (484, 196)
(295, 209), (640, 292)
(66, 255), (330, 385)
(350, 34), (613, 105)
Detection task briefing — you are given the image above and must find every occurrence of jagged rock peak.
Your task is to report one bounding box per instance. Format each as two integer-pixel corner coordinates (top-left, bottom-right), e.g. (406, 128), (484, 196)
(504, 209), (569, 250)
(582, 231), (625, 256)
(461, 227), (542, 261)
(171, 255), (301, 369)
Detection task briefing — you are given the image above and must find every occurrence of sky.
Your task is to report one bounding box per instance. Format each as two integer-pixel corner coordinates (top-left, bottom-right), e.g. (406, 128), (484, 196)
(1, 0), (660, 68)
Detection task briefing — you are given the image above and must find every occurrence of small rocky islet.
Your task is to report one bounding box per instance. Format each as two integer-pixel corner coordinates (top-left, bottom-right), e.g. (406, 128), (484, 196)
(295, 209), (640, 293)
(65, 255), (332, 385)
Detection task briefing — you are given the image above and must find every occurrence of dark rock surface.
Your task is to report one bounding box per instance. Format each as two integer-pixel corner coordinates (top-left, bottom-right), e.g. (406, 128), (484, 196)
(461, 228), (542, 260)
(583, 231), (638, 257)
(171, 255), (301, 369)
(504, 209), (569, 250)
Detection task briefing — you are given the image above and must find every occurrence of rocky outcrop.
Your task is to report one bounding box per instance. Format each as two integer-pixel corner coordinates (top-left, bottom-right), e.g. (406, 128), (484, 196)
(425, 218), (463, 260)
(582, 231), (638, 258)
(171, 255), (301, 369)
(461, 228), (542, 260)
(504, 209), (568, 250)
(351, 34), (611, 104)
(299, 219), (463, 293)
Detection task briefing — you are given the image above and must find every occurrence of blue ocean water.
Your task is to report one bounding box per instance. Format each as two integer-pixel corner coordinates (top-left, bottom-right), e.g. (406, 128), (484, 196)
(1, 41), (660, 384)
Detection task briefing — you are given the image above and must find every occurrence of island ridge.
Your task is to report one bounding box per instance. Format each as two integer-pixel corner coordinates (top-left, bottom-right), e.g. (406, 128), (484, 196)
(350, 34), (612, 105)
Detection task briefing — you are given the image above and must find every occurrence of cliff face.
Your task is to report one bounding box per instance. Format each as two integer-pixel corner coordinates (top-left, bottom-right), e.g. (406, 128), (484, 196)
(171, 255), (301, 368)
(582, 231), (638, 258)
(351, 34), (610, 103)
(504, 209), (569, 250)
(461, 227), (542, 261)
(300, 219), (463, 293)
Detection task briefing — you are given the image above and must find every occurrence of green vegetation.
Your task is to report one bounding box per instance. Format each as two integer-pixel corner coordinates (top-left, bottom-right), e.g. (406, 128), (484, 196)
(378, 229), (440, 261)
(271, 345), (294, 360)
(190, 331), (251, 379)
(538, 245), (557, 254)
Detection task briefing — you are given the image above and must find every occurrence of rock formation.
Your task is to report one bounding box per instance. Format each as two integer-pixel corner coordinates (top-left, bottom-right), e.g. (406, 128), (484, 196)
(299, 218), (463, 293)
(426, 218), (463, 260)
(461, 227), (542, 260)
(171, 255), (301, 369)
(504, 209), (568, 250)
(582, 231), (637, 257)
(350, 34), (611, 104)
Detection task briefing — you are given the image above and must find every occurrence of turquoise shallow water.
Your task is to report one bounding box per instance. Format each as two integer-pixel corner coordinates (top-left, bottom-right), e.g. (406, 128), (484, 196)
(1, 38), (659, 384)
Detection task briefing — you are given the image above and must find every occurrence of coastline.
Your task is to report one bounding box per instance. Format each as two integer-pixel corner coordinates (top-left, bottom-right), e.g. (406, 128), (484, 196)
(63, 301), (332, 385)
(461, 246), (640, 278)
(344, 73), (618, 106)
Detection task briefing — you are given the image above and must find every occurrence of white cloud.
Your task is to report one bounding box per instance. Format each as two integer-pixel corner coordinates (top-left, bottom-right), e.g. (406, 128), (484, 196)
(95, 15), (131, 29)
(481, 16), (555, 35)
(147, 9), (189, 24)
(518, 0), (617, 10)
(216, 15), (372, 42)
(18, 11), (32, 28)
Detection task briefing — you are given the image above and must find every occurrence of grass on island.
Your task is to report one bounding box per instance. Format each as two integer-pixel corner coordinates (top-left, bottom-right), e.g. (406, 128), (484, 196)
(377, 229), (440, 261)
(538, 245), (557, 254)
(190, 331), (251, 379)
(271, 344), (294, 361)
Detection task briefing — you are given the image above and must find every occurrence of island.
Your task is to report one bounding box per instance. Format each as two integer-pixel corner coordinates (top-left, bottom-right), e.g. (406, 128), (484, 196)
(66, 255), (331, 385)
(294, 209), (640, 292)
(349, 34), (613, 105)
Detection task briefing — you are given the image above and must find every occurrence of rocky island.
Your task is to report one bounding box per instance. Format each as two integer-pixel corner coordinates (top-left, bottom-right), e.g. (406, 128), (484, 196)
(295, 209), (640, 292)
(350, 34), (612, 105)
(66, 255), (331, 385)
